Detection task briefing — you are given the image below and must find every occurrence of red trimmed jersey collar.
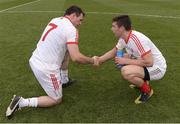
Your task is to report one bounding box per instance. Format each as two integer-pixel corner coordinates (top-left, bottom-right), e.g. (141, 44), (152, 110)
(125, 30), (132, 44)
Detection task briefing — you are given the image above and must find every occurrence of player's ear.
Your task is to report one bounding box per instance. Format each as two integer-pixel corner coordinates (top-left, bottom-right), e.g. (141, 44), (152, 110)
(119, 25), (125, 31)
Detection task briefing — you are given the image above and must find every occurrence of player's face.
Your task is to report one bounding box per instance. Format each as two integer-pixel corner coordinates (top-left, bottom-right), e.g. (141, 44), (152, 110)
(73, 13), (84, 27)
(111, 22), (124, 38)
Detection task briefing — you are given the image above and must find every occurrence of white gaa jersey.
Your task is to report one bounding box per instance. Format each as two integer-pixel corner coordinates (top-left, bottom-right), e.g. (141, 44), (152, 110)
(116, 30), (167, 72)
(30, 16), (78, 71)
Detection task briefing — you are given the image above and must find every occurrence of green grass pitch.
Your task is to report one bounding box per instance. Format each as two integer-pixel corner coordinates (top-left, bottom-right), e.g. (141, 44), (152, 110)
(0, 0), (180, 122)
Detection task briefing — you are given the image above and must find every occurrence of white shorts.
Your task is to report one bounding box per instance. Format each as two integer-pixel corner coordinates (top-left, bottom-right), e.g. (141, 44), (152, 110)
(147, 65), (166, 81)
(29, 59), (62, 100)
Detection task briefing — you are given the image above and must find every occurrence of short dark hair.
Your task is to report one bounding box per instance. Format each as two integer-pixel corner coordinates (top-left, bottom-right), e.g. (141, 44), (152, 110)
(112, 15), (131, 31)
(64, 5), (85, 17)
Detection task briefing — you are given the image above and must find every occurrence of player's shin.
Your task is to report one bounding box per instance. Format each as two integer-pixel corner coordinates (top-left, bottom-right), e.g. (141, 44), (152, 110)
(19, 97), (38, 108)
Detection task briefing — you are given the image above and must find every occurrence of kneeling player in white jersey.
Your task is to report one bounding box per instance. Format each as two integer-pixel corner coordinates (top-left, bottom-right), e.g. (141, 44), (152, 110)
(94, 15), (167, 104)
(6, 6), (98, 117)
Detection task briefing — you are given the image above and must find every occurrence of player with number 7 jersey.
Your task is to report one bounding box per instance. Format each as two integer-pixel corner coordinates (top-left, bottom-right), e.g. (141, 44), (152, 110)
(6, 6), (97, 118)
(33, 16), (78, 71)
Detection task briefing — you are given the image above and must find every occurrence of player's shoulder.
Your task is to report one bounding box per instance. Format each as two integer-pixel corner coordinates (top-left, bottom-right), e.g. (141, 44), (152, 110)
(61, 17), (76, 30)
(50, 17), (71, 24)
(131, 30), (148, 39)
(131, 30), (143, 36)
(131, 30), (151, 42)
(53, 17), (76, 30)
(50, 17), (60, 22)
(65, 23), (76, 34)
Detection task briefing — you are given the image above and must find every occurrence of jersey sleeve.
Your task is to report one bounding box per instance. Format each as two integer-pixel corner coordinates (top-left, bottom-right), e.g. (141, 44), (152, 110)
(130, 34), (151, 57)
(65, 26), (79, 45)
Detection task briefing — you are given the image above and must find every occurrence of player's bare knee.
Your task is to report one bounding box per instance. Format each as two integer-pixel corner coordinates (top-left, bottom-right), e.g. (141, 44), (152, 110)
(121, 66), (130, 79)
(125, 74), (135, 81)
(127, 74), (136, 81)
(50, 97), (62, 105)
(121, 73), (128, 80)
(121, 68), (135, 81)
(56, 98), (62, 104)
(54, 97), (62, 105)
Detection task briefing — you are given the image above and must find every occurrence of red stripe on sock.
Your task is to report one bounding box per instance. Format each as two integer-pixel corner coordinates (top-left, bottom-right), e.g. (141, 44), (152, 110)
(140, 81), (151, 93)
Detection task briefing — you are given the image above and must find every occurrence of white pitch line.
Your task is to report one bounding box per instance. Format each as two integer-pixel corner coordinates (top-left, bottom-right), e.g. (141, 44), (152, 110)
(88, 11), (180, 19)
(0, 0), (41, 13)
(2, 10), (63, 13)
(1, 10), (180, 20)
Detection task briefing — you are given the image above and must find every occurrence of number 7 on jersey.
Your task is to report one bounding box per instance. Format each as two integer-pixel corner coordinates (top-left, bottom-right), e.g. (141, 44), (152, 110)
(42, 23), (58, 41)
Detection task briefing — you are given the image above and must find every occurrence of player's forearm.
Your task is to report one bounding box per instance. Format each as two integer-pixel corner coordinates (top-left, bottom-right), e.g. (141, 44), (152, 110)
(99, 48), (116, 64)
(125, 58), (153, 67)
(75, 53), (94, 64)
(99, 54), (113, 64)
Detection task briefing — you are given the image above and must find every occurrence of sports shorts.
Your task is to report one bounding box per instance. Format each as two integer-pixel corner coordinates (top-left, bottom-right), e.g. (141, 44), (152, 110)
(29, 58), (62, 100)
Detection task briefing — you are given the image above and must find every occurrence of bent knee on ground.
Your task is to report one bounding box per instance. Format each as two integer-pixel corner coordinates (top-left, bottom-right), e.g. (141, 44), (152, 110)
(49, 97), (63, 106)
(53, 97), (62, 105)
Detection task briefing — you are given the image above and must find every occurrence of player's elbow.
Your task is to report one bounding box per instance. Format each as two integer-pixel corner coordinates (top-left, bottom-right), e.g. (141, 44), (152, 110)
(71, 56), (78, 62)
(70, 54), (81, 63)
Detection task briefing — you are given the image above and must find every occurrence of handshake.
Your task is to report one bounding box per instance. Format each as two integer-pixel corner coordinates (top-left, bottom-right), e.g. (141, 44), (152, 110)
(91, 54), (127, 68)
(92, 56), (101, 67)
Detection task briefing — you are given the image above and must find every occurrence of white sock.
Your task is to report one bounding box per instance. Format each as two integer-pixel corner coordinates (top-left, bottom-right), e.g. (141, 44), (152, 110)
(60, 69), (69, 84)
(19, 97), (38, 108)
